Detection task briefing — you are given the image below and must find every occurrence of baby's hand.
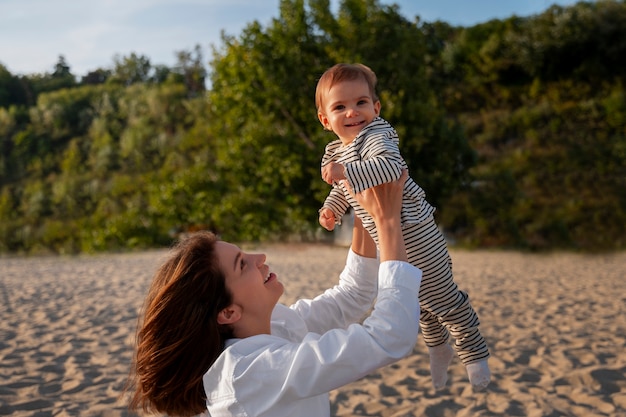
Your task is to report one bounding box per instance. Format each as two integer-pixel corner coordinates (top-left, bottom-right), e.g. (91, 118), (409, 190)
(321, 162), (346, 185)
(319, 208), (336, 231)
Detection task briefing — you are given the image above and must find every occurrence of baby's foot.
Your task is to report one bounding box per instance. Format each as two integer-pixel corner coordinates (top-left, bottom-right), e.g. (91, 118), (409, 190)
(428, 344), (455, 390)
(466, 359), (491, 391)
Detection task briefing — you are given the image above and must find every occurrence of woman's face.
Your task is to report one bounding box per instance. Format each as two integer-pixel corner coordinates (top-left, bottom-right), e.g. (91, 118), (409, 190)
(215, 241), (284, 327)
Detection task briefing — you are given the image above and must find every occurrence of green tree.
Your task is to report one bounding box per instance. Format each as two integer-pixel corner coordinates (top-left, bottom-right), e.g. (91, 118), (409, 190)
(81, 68), (112, 85)
(0, 187), (19, 251)
(109, 53), (153, 86)
(207, 0), (473, 240)
(2, 0), (624, 254)
(208, 0), (327, 240)
(173, 44), (207, 96)
(0, 64), (30, 108)
(506, 1), (626, 82)
(27, 55), (77, 95)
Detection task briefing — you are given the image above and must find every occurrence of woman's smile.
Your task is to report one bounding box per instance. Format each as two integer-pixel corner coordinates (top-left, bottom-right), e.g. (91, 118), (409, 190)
(264, 272), (277, 284)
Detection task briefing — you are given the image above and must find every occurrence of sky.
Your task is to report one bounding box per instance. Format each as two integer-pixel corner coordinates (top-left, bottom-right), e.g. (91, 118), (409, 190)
(0, 0), (583, 77)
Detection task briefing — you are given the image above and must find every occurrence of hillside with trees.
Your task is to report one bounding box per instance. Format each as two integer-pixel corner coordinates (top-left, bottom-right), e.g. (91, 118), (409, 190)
(0, 0), (624, 254)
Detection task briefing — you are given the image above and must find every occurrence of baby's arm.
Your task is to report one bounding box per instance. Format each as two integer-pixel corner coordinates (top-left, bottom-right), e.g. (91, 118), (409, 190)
(321, 162), (346, 185)
(320, 187), (352, 230)
(319, 208), (336, 231)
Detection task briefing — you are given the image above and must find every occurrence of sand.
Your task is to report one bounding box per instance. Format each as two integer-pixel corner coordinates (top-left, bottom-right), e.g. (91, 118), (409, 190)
(1, 244), (625, 416)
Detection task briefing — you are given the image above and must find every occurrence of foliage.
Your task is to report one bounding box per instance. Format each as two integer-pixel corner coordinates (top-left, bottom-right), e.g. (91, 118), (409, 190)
(438, 0), (626, 251)
(0, 0), (624, 253)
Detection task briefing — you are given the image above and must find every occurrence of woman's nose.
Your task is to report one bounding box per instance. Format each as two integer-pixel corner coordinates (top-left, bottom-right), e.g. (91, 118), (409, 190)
(255, 253), (266, 266)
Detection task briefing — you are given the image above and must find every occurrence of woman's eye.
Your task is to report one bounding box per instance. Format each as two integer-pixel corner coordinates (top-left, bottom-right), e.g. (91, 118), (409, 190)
(240, 258), (246, 270)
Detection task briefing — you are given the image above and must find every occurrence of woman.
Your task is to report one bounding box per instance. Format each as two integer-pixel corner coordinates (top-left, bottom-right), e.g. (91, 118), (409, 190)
(127, 171), (422, 417)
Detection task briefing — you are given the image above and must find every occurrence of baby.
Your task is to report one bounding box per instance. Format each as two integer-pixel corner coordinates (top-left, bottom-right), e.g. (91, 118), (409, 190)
(316, 63), (491, 391)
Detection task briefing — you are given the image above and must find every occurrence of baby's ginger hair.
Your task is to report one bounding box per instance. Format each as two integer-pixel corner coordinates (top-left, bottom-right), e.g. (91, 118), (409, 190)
(315, 63), (379, 114)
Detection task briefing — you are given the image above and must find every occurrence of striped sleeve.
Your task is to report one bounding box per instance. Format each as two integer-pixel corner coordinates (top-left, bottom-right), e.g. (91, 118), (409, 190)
(344, 126), (405, 194)
(321, 140), (343, 167)
(321, 186), (352, 224)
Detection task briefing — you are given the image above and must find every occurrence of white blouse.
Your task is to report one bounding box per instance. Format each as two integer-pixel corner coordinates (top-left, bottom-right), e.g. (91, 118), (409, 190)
(203, 249), (422, 417)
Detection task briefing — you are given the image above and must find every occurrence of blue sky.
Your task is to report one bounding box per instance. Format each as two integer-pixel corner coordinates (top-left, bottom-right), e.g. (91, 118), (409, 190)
(0, 0), (583, 77)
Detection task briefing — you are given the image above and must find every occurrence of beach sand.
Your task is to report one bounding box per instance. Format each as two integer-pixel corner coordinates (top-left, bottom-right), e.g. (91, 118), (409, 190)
(1, 244), (625, 416)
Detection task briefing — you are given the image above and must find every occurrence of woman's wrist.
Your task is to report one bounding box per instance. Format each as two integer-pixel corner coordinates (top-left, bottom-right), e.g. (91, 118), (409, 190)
(351, 216), (377, 258)
(376, 219), (407, 263)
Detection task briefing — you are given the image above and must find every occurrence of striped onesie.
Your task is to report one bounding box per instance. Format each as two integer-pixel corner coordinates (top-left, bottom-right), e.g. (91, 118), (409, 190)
(320, 116), (489, 365)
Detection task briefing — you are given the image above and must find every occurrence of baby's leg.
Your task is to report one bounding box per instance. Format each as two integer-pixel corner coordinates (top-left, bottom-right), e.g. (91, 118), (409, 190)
(404, 221), (455, 388)
(404, 220), (490, 390)
(444, 291), (491, 390)
(421, 309), (455, 389)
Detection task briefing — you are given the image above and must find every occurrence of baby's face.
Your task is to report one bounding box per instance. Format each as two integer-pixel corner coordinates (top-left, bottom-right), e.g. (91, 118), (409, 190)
(318, 78), (380, 146)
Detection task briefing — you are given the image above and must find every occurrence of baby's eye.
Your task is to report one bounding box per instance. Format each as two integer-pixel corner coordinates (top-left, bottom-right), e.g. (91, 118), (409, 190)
(357, 99), (368, 105)
(333, 104), (345, 111)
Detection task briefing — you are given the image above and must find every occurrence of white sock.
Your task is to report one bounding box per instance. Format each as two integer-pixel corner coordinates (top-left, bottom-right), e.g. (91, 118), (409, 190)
(466, 359), (491, 391)
(428, 344), (455, 390)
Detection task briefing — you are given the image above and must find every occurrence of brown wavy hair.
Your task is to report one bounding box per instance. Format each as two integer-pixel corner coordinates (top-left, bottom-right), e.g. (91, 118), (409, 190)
(315, 63), (379, 114)
(126, 231), (234, 416)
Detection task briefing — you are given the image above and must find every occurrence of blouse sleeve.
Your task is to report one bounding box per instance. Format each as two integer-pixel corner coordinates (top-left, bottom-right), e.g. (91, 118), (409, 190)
(285, 261), (421, 397)
(288, 248), (379, 335)
(221, 260), (422, 404)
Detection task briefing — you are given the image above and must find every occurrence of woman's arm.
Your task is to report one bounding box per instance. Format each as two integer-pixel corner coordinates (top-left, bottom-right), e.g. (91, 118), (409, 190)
(288, 171), (410, 334)
(288, 217), (379, 334)
(350, 215), (376, 258)
(214, 259), (421, 404)
(287, 205), (378, 336)
(352, 170), (408, 263)
(213, 173), (421, 406)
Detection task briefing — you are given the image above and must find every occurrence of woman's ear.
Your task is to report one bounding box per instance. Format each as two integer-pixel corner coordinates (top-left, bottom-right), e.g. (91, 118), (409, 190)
(217, 305), (242, 325)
